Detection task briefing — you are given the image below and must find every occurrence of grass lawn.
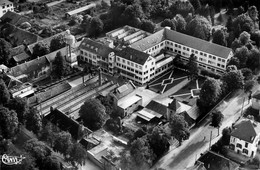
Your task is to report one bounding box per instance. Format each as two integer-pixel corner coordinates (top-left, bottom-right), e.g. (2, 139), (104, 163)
(164, 77), (187, 92)
(173, 80), (197, 95)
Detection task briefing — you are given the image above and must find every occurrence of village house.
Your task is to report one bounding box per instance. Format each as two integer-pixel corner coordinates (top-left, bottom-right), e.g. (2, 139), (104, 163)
(229, 119), (260, 158)
(0, 0), (14, 18)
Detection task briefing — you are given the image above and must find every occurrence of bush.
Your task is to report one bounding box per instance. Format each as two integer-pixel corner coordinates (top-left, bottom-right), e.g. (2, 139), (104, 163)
(105, 118), (120, 134)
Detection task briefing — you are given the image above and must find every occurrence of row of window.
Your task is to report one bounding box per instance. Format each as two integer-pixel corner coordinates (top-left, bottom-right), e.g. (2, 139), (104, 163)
(2, 8), (13, 13)
(116, 57), (143, 69)
(2, 4), (13, 9)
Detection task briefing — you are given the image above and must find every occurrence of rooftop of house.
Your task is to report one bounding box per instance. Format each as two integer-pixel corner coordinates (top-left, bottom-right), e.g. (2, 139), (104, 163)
(79, 38), (116, 58)
(1, 23), (42, 47)
(12, 52), (31, 63)
(230, 119), (260, 143)
(180, 111), (195, 127)
(130, 27), (232, 59)
(9, 45), (26, 57)
(168, 98), (181, 111)
(186, 161), (206, 170)
(252, 90), (260, 100)
(198, 151), (239, 170)
(145, 100), (168, 116)
(116, 46), (150, 65)
(9, 56), (50, 77)
(0, 11), (29, 27)
(111, 80), (136, 100)
(27, 31), (68, 54)
(0, 0), (13, 6)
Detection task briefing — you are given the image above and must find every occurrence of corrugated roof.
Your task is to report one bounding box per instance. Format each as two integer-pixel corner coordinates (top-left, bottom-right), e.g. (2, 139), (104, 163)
(130, 28), (232, 59)
(231, 120), (257, 143)
(116, 47), (150, 65)
(79, 38), (116, 58)
(130, 29), (165, 52)
(66, 3), (96, 16)
(137, 110), (155, 121)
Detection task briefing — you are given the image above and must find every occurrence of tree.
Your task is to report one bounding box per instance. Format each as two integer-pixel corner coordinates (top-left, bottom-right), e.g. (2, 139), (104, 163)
(40, 27), (56, 38)
(233, 46), (250, 68)
(32, 42), (50, 59)
(187, 53), (198, 80)
(0, 107), (19, 139)
(68, 143), (87, 166)
(174, 14), (187, 33)
(226, 65), (238, 72)
(222, 127), (231, 145)
(50, 35), (66, 52)
(130, 137), (155, 167)
(221, 70), (244, 92)
(123, 3), (144, 20)
(211, 111), (224, 136)
(226, 16), (233, 32)
(89, 17), (104, 38)
(40, 122), (58, 147)
(0, 79), (10, 106)
(169, 0), (194, 18)
(244, 80), (256, 93)
(247, 48), (260, 72)
(161, 19), (176, 30)
(251, 31), (260, 48)
(241, 68), (253, 81)
(140, 19), (155, 33)
(239, 31), (251, 45)
(190, 0), (201, 12)
(0, 38), (11, 65)
(231, 38), (242, 51)
(199, 78), (222, 108)
(25, 108), (42, 134)
(169, 114), (190, 145)
(79, 99), (106, 130)
(186, 15), (212, 41)
(53, 131), (73, 155)
(148, 127), (170, 158)
(232, 13), (254, 36)
(120, 150), (149, 170)
(8, 97), (28, 124)
(42, 155), (62, 170)
(23, 138), (51, 165)
(212, 29), (227, 46)
(52, 51), (67, 79)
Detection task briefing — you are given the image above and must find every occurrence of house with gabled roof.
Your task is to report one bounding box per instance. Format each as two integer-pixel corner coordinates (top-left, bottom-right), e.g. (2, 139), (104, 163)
(109, 80), (141, 117)
(0, 0), (14, 18)
(0, 11), (29, 26)
(79, 38), (118, 74)
(197, 151), (239, 170)
(229, 119), (260, 158)
(252, 90), (260, 110)
(1, 23), (42, 47)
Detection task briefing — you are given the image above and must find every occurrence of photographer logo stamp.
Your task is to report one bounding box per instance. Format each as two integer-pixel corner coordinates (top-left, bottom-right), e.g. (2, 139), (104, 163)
(1, 154), (26, 165)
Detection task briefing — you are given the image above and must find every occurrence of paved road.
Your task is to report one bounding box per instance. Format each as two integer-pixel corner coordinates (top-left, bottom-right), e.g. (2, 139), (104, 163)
(152, 88), (255, 170)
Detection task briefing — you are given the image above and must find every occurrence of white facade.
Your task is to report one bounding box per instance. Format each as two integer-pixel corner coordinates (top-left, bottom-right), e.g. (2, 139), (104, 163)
(252, 98), (260, 110)
(230, 135), (259, 158)
(0, 0), (14, 18)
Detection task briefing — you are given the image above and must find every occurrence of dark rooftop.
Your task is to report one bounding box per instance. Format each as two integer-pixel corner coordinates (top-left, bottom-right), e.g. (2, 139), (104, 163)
(230, 120), (257, 143)
(116, 47), (150, 65)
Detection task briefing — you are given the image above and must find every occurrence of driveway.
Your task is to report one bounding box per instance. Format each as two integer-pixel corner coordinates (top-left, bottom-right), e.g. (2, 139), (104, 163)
(151, 87), (256, 170)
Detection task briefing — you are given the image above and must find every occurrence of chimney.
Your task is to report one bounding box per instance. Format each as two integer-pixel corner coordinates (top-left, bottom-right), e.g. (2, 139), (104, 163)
(130, 55), (132, 60)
